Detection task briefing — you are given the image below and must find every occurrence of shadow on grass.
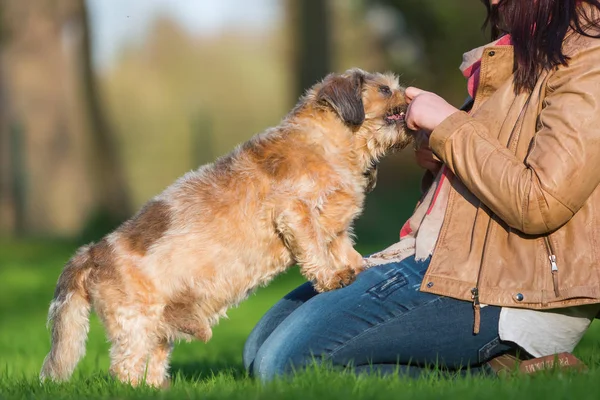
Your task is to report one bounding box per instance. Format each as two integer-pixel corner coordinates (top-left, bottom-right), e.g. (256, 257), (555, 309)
(170, 360), (247, 382)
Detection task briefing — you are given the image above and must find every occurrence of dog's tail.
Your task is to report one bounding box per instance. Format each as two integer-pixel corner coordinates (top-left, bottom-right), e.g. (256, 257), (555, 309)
(40, 244), (95, 382)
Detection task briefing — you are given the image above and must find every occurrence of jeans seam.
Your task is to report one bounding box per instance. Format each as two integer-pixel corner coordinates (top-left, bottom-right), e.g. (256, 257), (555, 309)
(327, 296), (443, 360)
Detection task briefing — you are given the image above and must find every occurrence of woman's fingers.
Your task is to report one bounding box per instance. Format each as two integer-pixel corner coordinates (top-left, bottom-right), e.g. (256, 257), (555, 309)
(415, 135), (431, 150)
(415, 147), (442, 174)
(405, 102), (419, 131)
(405, 86), (426, 103)
(405, 87), (427, 130)
(404, 90), (459, 132)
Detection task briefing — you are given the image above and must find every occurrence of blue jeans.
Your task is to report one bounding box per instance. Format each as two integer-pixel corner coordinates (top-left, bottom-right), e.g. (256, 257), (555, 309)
(243, 256), (517, 381)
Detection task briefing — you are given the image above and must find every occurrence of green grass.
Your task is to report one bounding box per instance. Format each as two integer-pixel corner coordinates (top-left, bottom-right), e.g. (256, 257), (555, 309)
(1, 240), (600, 399)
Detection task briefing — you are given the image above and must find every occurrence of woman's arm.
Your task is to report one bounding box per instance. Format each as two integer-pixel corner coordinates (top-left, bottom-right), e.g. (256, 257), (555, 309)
(407, 46), (600, 235)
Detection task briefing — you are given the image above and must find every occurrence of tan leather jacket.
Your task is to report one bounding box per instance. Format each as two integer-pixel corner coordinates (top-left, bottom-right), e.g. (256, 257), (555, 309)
(420, 31), (600, 310)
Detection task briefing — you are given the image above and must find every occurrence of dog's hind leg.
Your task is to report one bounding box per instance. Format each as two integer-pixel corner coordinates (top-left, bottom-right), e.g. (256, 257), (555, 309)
(102, 304), (165, 387)
(108, 326), (152, 385)
(108, 325), (159, 386)
(145, 338), (173, 388)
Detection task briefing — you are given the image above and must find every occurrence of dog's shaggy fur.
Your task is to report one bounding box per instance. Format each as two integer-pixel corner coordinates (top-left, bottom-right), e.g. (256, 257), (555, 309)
(40, 69), (411, 387)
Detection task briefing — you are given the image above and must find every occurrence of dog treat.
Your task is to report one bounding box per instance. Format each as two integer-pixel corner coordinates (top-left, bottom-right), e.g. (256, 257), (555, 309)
(39, 68), (411, 387)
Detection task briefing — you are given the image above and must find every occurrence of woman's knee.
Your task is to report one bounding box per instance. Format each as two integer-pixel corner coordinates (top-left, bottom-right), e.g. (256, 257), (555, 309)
(251, 335), (313, 382)
(243, 281), (319, 372)
(250, 291), (352, 381)
(242, 329), (260, 372)
(247, 265), (410, 380)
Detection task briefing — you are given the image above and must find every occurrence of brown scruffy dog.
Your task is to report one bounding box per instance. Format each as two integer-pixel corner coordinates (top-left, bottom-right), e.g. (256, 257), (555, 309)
(40, 68), (411, 387)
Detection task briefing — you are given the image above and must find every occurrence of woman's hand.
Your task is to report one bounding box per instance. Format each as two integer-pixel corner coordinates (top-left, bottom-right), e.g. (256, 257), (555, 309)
(415, 140), (442, 175)
(404, 87), (459, 132)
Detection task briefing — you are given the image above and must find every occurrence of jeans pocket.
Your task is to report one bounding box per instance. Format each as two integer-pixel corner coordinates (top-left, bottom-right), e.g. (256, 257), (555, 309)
(367, 272), (408, 300)
(478, 336), (511, 364)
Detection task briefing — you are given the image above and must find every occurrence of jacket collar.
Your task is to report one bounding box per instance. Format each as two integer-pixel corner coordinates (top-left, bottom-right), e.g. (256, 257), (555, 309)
(459, 37), (509, 75)
(461, 38), (516, 107)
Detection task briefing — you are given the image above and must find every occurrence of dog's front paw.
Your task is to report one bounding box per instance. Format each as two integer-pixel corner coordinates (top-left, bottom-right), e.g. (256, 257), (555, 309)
(314, 267), (358, 292)
(314, 248), (367, 292)
(348, 249), (367, 275)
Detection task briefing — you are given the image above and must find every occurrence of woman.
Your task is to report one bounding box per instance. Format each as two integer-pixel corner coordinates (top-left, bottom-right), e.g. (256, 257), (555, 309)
(243, 0), (600, 380)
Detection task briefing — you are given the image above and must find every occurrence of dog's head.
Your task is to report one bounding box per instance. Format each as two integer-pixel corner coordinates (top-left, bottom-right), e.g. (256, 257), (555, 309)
(312, 68), (412, 166)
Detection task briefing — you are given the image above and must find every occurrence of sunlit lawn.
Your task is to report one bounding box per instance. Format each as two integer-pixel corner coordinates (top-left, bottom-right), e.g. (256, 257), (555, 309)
(1, 239), (600, 399)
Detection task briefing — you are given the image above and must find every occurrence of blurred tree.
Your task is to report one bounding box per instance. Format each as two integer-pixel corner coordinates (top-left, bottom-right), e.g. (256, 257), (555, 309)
(366, 0), (488, 105)
(101, 17), (290, 207)
(0, 0), (130, 237)
(77, 0), (131, 231)
(306, 0), (490, 245)
(287, 0), (332, 99)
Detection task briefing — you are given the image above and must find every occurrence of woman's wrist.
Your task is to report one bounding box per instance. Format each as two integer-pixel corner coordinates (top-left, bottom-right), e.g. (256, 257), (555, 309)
(428, 111), (472, 160)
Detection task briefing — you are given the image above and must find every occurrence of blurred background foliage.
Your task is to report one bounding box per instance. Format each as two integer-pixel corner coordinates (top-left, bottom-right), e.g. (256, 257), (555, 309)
(0, 0), (488, 248)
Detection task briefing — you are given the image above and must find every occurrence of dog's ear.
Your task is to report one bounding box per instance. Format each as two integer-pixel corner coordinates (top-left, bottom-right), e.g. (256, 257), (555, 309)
(317, 70), (365, 127)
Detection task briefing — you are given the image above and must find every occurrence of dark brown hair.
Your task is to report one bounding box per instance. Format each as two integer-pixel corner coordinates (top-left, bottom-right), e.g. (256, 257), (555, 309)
(481, 0), (600, 92)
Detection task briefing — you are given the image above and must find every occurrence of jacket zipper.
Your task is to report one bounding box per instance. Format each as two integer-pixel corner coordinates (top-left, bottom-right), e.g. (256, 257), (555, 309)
(471, 287), (481, 335)
(471, 217), (494, 335)
(467, 84), (534, 335)
(543, 236), (560, 297)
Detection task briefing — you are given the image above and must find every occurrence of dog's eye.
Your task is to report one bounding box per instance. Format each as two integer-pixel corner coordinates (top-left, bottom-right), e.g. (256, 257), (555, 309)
(379, 85), (392, 96)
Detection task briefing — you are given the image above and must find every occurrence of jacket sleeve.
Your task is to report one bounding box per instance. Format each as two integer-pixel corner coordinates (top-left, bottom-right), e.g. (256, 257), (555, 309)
(429, 45), (600, 235)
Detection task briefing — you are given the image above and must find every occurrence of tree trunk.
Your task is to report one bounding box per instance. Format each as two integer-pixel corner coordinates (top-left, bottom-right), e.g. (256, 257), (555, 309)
(0, 0), (131, 236)
(77, 0), (131, 226)
(288, 0), (332, 100)
(0, 59), (16, 234)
